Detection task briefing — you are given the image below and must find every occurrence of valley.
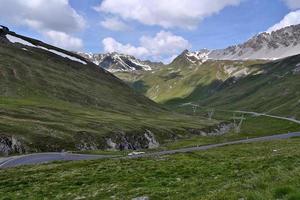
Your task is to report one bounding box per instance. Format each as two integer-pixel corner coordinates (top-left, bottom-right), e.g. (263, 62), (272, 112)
(0, 7), (300, 198)
(115, 53), (300, 119)
(0, 29), (218, 155)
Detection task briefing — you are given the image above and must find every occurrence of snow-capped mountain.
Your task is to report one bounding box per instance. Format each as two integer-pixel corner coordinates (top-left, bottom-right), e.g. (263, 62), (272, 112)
(185, 49), (210, 64)
(78, 24), (300, 71)
(78, 52), (164, 72)
(178, 24), (300, 64)
(169, 49), (210, 66)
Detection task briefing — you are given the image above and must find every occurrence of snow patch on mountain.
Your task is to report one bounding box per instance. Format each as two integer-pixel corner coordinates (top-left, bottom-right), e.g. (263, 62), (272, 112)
(6, 34), (87, 65)
(6, 34), (36, 47)
(186, 50), (210, 62)
(129, 58), (152, 71)
(44, 47), (87, 65)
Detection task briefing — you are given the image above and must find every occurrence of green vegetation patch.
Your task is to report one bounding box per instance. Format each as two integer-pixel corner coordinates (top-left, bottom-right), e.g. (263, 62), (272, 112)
(1, 138), (300, 199)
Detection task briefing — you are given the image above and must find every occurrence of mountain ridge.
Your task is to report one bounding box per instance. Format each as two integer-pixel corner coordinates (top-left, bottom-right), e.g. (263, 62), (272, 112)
(78, 52), (164, 72)
(179, 24), (300, 64)
(79, 24), (300, 72)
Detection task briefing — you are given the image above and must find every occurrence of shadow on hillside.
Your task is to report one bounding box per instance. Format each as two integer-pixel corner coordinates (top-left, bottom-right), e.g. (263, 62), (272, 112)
(163, 54), (300, 108)
(131, 80), (150, 94)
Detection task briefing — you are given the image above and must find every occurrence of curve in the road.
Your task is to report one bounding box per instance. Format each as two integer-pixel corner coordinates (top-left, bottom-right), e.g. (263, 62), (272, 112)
(1, 132), (300, 169)
(0, 153), (114, 169)
(235, 111), (300, 124)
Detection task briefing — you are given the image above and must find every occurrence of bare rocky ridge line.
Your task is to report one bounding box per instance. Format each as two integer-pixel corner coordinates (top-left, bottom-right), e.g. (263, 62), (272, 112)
(181, 24), (300, 63)
(78, 24), (300, 72)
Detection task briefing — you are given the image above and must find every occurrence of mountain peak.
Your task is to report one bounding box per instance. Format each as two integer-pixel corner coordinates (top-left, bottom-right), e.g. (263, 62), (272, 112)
(77, 52), (164, 72)
(202, 24), (300, 61)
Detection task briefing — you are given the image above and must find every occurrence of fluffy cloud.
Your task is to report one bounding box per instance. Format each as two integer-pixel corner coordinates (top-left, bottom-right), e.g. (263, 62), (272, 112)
(44, 30), (83, 51)
(103, 37), (149, 58)
(95, 0), (241, 29)
(282, 0), (300, 9)
(100, 17), (129, 31)
(140, 31), (191, 56)
(267, 10), (300, 32)
(0, 0), (85, 50)
(102, 31), (190, 62)
(0, 0), (85, 33)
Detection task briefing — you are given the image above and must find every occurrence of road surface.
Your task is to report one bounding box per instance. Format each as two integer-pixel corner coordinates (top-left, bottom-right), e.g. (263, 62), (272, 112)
(0, 153), (114, 169)
(1, 132), (300, 169)
(235, 111), (300, 124)
(178, 103), (300, 124)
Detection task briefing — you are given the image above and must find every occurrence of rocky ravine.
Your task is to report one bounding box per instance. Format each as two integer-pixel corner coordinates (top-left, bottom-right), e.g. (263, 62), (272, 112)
(0, 124), (233, 156)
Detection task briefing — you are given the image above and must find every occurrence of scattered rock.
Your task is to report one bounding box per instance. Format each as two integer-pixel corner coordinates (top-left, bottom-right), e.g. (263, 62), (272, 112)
(74, 131), (100, 151)
(144, 130), (159, 149)
(106, 138), (117, 150)
(132, 196), (149, 200)
(106, 129), (160, 151)
(0, 135), (26, 156)
(293, 65), (300, 74)
(188, 123), (234, 136)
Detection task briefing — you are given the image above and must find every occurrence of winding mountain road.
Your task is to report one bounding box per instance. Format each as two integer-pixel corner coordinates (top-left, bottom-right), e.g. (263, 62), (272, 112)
(235, 111), (300, 124)
(0, 153), (114, 169)
(1, 132), (300, 169)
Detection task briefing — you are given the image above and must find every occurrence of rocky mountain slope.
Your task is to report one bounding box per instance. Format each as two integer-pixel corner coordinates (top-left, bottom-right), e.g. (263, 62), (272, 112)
(78, 52), (164, 72)
(0, 27), (217, 155)
(178, 24), (300, 63)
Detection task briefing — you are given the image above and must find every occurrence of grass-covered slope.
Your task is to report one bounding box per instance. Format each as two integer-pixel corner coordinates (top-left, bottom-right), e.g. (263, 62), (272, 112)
(0, 31), (217, 155)
(2, 138), (300, 199)
(116, 55), (300, 119)
(115, 59), (266, 103)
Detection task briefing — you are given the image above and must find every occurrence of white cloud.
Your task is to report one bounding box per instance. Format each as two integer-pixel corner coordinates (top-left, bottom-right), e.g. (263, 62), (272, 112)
(0, 0), (85, 33)
(102, 31), (190, 62)
(140, 31), (191, 57)
(267, 10), (300, 32)
(100, 17), (129, 31)
(103, 37), (149, 58)
(95, 0), (241, 29)
(0, 0), (85, 50)
(44, 30), (83, 51)
(282, 0), (300, 9)
(163, 55), (179, 64)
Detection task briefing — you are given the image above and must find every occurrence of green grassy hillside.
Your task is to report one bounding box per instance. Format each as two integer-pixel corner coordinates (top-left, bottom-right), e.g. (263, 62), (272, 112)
(2, 138), (300, 199)
(0, 32), (217, 155)
(116, 55), (300, 119)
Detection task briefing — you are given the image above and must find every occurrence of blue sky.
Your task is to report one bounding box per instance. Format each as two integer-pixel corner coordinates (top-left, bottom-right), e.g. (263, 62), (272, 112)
(0, 0), (300, 62)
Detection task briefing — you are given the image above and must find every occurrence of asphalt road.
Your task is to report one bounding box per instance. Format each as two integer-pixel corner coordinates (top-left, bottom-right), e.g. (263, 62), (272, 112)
(1, 132), (300, 169)
(0, 153), (114, 169)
